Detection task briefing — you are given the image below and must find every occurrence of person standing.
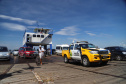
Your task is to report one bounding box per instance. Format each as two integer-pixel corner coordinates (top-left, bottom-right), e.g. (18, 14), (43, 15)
(47, 48), (51, 56)
(39, 45), (45, 65)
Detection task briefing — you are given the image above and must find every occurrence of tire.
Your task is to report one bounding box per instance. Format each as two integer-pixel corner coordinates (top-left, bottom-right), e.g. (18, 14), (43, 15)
(7, 57), (10, 61)
(82, 56), (90, 67)
(101, 61), (108, 65)
(34, 56), (36, 59)
(36, 56), (40, 66)
(116, 55), (122, 61)
(18, 54), (20, 58)
(8, 58), (10, 61)
(24, 54), (27, 59)
(64, 55), (69, 63)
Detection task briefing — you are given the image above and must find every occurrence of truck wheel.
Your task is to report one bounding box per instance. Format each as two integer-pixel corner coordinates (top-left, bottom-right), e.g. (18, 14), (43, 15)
(64, 55), (69, 63)
(82, 56), (90, 67)
(101, 61), (108, 65)
(116, 55), (122, 61)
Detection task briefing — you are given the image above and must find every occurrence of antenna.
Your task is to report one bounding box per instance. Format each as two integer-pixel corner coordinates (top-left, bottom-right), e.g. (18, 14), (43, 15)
(73, 40), (74, 43)
(36, 21), (39, 28)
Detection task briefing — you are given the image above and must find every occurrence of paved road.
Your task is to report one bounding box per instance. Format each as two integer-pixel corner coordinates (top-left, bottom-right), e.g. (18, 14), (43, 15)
(0, 55), (126, 84)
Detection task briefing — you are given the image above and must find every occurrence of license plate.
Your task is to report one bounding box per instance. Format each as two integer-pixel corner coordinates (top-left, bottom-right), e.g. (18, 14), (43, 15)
(103, 56), (108, 58)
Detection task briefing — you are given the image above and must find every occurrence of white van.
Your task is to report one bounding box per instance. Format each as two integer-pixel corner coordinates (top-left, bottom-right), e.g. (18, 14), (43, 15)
(56, 44), (69, 55)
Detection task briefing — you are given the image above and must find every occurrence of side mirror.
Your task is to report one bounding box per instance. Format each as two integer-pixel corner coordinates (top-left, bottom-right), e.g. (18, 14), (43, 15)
(112, 50), (115, 52)
(95, 46), (98, 48)
(77, 46), (81, 49)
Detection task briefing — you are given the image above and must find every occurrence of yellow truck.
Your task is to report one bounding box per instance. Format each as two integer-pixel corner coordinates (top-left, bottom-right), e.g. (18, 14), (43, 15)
(62, 41), (111, 67)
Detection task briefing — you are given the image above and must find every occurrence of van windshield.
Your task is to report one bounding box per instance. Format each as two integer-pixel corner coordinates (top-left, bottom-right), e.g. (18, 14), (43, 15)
(56, 47), (60, 50)
(25, 48), (33, 51)
(0, 47), (8, 52)
(63, 47), (69, 50)
(14, 49), (18, 51)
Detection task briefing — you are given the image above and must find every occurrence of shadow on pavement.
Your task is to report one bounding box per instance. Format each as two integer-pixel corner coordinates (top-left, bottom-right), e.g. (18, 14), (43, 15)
(0, 70), (24, 80)
(58, 62), (126, 79)
(68, 61), (111, 67)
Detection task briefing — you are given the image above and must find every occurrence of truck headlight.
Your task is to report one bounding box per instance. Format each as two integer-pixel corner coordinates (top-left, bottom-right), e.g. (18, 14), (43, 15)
(108, 50), (110, 54)
(89, 51), (98, 54)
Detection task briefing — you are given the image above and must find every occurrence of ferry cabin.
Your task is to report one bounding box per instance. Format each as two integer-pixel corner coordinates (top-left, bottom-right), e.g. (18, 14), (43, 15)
(23, 28), (53, 54)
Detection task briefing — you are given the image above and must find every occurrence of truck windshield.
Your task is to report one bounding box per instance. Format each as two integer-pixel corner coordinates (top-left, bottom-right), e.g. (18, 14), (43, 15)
(25, 48), (33, 51)
(0, 47), (8, 52)
(80, 44), (96, 48)
(119, 47), (126, 51)
(88, 44), (96, 48)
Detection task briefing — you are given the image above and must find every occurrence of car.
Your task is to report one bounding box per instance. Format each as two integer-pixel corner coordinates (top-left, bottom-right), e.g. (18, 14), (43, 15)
(105, 46), (126, 61)
(18, 47), (38, 58)
(0, 46), (10, 60)
(12, 49), (19, 56)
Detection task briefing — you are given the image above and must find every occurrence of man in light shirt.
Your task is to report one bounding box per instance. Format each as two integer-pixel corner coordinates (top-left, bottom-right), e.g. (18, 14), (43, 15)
(39, 45), (45, 65)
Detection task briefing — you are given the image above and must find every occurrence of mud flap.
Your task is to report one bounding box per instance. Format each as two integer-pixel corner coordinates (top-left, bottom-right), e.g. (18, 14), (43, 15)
(99, 55), (102, 64)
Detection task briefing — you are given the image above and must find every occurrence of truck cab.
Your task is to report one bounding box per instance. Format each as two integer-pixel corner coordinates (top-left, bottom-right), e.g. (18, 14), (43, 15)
(62, 41), (111, 67)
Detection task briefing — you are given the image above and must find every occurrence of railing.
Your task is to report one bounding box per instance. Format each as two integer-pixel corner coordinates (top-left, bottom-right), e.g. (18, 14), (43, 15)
(48, 29), (53, 35)
(26, 28), (53, 34)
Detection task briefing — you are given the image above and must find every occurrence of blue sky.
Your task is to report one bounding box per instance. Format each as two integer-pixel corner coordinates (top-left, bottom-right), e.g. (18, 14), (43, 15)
(0, 0), (126, 50)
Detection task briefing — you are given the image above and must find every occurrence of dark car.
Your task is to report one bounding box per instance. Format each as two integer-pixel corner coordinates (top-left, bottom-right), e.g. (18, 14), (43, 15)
(105, 46), (126, 61)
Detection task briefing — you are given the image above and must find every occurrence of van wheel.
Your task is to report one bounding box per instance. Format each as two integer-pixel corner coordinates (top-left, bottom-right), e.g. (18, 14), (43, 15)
(116, 55), (122, 61)
(82, 56), (90, 67)
(64, 55), (69, 63)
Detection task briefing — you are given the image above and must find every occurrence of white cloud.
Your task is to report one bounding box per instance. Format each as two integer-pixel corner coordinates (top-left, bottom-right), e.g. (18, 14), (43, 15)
(0, 14), (45, 25)
(0, 22), (26, 31)
(85, 31), (96, 36)
(68, 38), (78, 41)
(85, 31), (112, 37)
(27, 26), (40, 28)
(67, 38), (84, 43)
(55, 26), (79, 36)
(100, 33), (112, 37)
(120, 42), (126, 47)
